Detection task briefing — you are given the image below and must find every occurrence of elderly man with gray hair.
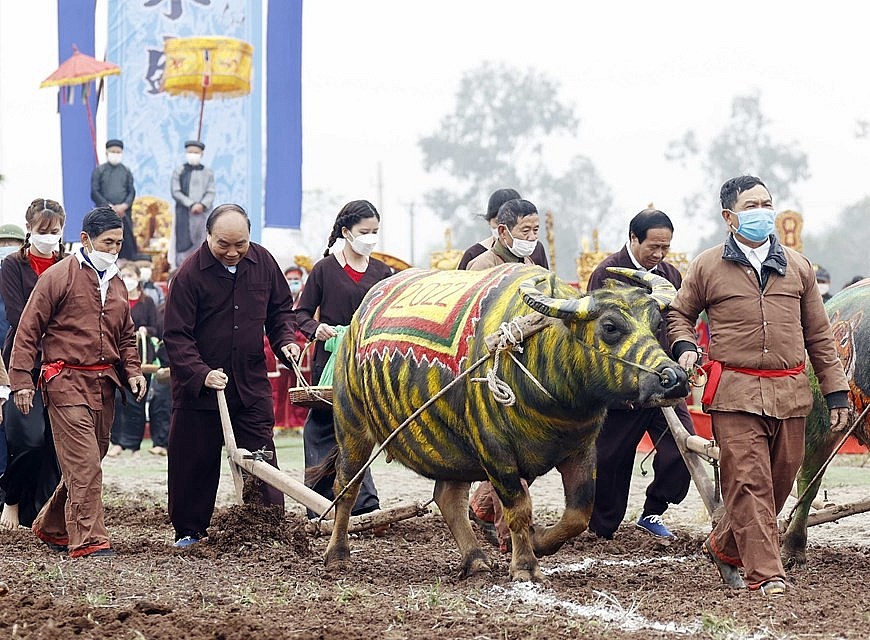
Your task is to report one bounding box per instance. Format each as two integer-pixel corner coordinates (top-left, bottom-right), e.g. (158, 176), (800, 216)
(466, 199), (540, 271)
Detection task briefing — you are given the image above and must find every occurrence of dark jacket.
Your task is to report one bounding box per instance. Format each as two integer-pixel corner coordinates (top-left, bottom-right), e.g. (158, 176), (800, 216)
(163, 242), (297, 410)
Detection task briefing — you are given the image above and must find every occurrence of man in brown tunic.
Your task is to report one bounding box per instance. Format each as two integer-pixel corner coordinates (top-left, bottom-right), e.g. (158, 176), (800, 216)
(10, 207), (145, 558)
(667, 175), (850, 595)
(163, 204), (299, 547)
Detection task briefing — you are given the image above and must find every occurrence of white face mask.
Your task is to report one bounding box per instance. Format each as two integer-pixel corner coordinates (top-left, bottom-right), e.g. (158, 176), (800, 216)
(818, 283), (830, 296)
(85, 237), (119, 271)
(107, 152), (123, 166)
(0, 246), (18, 259)
(122, 277), (139, 292)
(186, 152), (202, 166)
(346, 231), (378, 257)
(29, 232), (62, 255)
(507, 230), (536, 258)
(139, 267), (152, 282)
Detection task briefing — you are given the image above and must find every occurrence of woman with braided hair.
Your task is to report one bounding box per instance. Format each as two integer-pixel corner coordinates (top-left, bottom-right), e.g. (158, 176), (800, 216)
(0, 198), (66, 531)
(295, 200), (393, 516)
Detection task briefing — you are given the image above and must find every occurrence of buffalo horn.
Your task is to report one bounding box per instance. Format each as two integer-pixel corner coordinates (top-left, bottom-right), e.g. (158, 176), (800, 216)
(519, 274), (597, 319)
(605, 267), (677, 310)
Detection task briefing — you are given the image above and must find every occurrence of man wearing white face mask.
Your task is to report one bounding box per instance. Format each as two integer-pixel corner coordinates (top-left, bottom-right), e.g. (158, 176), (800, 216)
(458, 189), (549, 270)
(91, 139), (138, 260)
(667, 175), (850, 596)
(466, 199), (540, 271)
(170, 140), (216, 269)
(10, 206), (146, 558)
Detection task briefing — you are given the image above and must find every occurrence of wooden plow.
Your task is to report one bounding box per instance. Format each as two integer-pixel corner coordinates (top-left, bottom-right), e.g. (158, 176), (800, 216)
(216, 389), (430, 535)
(662, 406), (870, 530)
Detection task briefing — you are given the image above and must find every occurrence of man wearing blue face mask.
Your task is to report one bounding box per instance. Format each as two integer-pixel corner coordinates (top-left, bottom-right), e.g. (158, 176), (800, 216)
(667, 175), (850, 597)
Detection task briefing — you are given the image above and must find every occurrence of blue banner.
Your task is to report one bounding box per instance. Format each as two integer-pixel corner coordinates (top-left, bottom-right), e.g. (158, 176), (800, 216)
(264, 0), (302, 229)
(107, 0), (263, 240)
(57, 0), (97, 241)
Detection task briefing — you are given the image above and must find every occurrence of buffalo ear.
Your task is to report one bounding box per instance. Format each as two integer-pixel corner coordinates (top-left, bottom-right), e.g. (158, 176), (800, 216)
(604, 267), (676, 310)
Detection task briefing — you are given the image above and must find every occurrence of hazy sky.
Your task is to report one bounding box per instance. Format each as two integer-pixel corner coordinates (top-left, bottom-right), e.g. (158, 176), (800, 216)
(301, 1), (870, 262)
(3, 1), (870, 269)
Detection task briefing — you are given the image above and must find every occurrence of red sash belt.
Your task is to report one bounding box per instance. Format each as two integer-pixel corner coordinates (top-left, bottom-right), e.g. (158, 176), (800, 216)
(701, 360), (806, 406)
(41, 360), (113, 385)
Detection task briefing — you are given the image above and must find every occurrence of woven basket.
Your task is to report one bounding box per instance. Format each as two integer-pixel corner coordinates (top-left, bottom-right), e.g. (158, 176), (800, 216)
(288, 385), (333, 410)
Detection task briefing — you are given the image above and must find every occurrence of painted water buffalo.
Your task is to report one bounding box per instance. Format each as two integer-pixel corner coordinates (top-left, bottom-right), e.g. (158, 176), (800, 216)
(320, 263), (689, 581)
(782, 278), (870, 566)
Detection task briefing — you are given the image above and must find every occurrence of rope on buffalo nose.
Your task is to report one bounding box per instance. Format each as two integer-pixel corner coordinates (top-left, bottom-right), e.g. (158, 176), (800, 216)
(471, 319), (554, 406)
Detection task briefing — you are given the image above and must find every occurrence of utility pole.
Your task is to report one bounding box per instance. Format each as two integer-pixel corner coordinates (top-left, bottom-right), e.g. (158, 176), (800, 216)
(409, 202), (415, 266)
(376, 161), (384, 249)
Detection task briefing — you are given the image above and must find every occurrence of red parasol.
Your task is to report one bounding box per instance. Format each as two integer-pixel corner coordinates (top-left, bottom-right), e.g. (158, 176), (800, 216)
(40, 45), (121, 165)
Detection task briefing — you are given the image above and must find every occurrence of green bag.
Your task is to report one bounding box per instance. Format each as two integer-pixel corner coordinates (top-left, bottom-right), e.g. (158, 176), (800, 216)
(317, 325), (348, 386)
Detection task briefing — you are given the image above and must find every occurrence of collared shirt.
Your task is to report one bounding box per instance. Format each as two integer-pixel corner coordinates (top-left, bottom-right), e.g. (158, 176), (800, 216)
(732, 236), (771, 275)
(75, 248), (120, 305)
(625, 242), (658, 273)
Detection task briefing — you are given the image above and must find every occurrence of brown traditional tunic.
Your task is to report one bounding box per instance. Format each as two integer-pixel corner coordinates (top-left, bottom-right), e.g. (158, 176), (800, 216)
(667, 234), (849, 588)
(10, 251), (141, 556)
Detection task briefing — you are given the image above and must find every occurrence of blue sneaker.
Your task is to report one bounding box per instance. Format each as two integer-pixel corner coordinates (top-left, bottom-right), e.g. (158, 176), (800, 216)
(173, 535), (205, 548)
(635, 514), (676, 539)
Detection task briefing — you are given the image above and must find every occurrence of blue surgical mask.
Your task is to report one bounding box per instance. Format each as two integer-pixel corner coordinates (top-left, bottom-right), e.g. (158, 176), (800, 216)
(729, 208), (776, 243)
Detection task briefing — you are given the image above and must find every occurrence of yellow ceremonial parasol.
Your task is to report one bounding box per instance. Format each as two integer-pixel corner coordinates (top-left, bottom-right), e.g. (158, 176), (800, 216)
(162, 36), (253, 140)
(40, 45), (121, 165)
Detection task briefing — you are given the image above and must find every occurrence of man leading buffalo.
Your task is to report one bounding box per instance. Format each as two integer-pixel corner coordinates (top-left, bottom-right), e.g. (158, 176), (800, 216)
(668, 175), (850, 596)
(163, 204), (299, 548)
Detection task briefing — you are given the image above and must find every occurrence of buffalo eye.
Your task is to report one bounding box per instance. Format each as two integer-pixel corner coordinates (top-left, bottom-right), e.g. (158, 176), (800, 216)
(600, 320), (624, 345)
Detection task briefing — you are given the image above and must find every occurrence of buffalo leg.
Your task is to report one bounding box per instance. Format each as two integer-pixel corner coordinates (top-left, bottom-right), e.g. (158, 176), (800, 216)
(490, 476), (544, 582)
(532, 449), (596, 557)
(323, 435), (373, 570)
(782, 428), (838, 568)
(433, 480), (491, 578)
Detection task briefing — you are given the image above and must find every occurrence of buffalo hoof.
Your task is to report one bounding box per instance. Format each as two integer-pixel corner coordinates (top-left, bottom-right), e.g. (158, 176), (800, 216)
(324, 545), (350, 572)
(510, 558), (547, 583)
(782, 549), (807, 570)
(459, 548), (492, 579)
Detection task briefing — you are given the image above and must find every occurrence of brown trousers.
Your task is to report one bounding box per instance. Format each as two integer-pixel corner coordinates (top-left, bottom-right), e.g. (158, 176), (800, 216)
(708, 410), (805, 588)
(33, 380), (115, 557)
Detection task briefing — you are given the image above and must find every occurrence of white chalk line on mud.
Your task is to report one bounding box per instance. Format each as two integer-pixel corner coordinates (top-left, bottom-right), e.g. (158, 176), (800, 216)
(541, 555), (693, 574)
(489, 556), (780, 638)
(490, 581), (700, 635)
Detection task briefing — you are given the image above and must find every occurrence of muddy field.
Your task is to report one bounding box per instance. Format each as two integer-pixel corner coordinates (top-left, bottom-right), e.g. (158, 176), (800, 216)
(1, 432), (869, 640)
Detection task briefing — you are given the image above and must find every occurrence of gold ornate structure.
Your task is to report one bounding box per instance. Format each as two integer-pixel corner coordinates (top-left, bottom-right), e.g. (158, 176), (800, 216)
(430, 229), (464, 270)
(132, 196), (172, 280)
(545, 211), (556, 273)
(371, 251), (413, 271)
(575, 230), (608, 291)
(293, 254), (314, 274)
(776, 210), (803, 252)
